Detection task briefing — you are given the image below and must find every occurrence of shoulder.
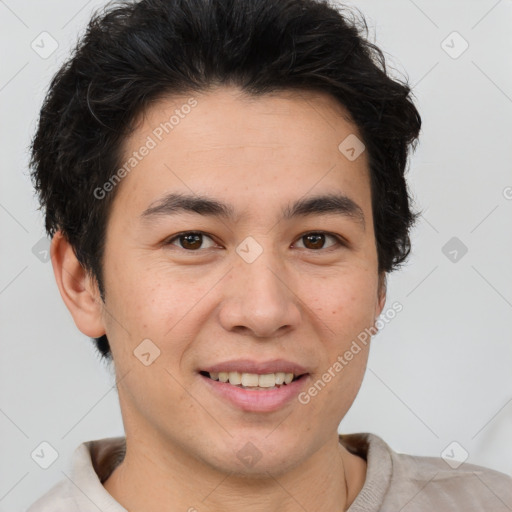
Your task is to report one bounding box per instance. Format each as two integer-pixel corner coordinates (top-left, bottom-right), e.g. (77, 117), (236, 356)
(26, 479), (80, 512)
(389, 449), (511, 510)
(25, 437), (127, 512)
(342, 432), (512, 512)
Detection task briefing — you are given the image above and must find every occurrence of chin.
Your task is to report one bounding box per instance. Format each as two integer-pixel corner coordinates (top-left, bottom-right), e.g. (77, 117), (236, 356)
(199, 431), (309, 478)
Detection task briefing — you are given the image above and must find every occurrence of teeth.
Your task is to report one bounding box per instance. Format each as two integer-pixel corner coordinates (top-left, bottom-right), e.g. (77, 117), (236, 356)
(228, 371), (242, 385)
(275, 372), (285, 385)
(241, 373), (259, 387)
(258, 373), (276, 388)
(206, 371), (297, 387)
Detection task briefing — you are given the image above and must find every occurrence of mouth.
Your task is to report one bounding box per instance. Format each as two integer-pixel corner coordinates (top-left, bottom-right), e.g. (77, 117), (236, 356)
(198, 364), (311, 412)
(199, 370), (307, 390)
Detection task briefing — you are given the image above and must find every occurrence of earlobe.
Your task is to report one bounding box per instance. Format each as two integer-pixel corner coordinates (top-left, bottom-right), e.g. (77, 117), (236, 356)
(375, 272), (387, 318)
(50, 230), (106, 338)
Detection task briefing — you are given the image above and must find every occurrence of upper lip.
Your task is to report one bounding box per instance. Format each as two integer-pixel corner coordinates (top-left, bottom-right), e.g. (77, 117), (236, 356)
(200, 359), (309, 375)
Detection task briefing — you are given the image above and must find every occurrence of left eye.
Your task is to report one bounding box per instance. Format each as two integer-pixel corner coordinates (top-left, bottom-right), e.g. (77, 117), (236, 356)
(294, 232), (341, 250)
(166, 232), (217, 250)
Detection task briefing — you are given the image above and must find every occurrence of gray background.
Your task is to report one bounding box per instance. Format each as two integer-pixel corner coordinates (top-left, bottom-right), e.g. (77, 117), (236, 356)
(1, 0), (511, 510)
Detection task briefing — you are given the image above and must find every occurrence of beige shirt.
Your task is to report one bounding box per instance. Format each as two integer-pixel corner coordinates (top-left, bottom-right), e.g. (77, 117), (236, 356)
(26, 433), (512, 512)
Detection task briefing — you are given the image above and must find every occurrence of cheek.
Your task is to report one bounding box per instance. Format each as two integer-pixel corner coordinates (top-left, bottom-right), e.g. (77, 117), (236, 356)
(299, 269), (377, 338)
(105, 265), (220, 358)
(299, 343), (370, 426)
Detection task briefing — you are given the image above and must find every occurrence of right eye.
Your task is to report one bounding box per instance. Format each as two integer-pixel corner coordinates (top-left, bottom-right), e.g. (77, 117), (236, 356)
(165, 231), (218, 251)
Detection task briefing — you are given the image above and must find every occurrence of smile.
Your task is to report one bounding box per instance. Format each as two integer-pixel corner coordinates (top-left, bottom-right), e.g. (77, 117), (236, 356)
(200, 370), (303, 390)
(199, 368), (310, 412)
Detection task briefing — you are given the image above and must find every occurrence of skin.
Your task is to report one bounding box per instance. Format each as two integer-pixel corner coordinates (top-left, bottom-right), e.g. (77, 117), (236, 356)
(51, 85), (386, 512)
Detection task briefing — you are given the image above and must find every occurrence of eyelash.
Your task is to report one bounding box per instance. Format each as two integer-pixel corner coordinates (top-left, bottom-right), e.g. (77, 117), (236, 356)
(164, 231), (346, 252)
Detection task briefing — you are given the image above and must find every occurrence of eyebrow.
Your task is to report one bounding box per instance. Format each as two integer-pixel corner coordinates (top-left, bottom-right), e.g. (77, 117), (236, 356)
(283, 193), (365, 230)
(140, 192), (365, 230)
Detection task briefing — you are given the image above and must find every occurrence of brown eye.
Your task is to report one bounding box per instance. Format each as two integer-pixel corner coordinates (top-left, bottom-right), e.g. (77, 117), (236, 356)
(167, 232), (216, 250)
(180, 233), (203, 250)
(296, 232), (340, 250)
(303, 233), (325, 249)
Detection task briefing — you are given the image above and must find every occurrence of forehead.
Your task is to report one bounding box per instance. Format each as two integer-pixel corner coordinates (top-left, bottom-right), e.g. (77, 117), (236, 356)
(128, 85), (363, 159)
(112, 85), (371, 221)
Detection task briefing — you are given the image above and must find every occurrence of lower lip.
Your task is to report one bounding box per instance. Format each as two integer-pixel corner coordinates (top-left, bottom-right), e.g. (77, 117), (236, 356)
(200, 374), (309, 413)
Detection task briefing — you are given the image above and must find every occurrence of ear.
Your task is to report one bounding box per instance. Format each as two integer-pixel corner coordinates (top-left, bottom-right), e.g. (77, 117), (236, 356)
(375, 272), (387, 319)
(50, 230), (106, 338)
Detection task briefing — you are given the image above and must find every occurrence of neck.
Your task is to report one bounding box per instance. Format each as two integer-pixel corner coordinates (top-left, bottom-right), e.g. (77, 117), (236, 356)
(103, 432), (366, 512)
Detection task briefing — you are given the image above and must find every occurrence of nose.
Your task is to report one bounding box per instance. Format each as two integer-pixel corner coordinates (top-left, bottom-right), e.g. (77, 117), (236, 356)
(218, 250), (302, 338)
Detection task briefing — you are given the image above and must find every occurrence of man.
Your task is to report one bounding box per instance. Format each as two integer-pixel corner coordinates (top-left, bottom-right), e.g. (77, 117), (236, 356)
(27, 0), (512, 511)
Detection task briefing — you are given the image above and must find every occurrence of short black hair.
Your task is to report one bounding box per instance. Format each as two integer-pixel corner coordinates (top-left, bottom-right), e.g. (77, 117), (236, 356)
(30, 0), (421, 363)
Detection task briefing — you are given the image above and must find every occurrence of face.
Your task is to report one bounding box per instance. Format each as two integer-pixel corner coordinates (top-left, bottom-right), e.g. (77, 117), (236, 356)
(97, 85), (386, 475)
